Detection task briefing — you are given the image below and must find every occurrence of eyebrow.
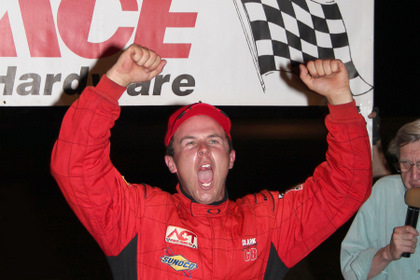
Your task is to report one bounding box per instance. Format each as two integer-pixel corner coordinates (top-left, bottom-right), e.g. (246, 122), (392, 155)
(179, 134), (224, 144)
(179, 136), (196, 144)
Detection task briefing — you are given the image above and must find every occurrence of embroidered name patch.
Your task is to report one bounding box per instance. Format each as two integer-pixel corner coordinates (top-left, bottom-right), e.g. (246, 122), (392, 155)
(242, 237), (258, 262)
(242, 238), (257, 247)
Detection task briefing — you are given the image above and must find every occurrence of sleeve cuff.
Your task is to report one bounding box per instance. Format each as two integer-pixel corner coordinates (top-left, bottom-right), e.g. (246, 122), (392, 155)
(95, 75), (127, 104)
(350, 248), (380, 279)
(327, 100), (359, 120)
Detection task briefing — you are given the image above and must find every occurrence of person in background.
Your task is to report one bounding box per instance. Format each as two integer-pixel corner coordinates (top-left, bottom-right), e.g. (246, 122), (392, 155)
(369, 108), (391, 182)
(51, 44), (371, 279)
(341, 119), (420, 279)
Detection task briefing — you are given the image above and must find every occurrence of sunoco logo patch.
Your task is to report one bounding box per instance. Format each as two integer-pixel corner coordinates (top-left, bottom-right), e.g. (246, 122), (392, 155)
(160, 248), (198, 278)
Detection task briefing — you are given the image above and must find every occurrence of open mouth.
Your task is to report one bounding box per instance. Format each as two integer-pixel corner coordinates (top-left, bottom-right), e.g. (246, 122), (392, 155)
(198, 163), (214, 189)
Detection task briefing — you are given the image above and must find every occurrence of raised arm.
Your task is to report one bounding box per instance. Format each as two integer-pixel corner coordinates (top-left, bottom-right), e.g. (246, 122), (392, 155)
(272, 59), (372, 268)
(50, 44), (165, 255)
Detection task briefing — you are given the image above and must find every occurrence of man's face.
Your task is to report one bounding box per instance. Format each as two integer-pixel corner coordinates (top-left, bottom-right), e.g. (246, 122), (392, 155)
(400, 141), (420, 190)
(165, 115), (235, 204)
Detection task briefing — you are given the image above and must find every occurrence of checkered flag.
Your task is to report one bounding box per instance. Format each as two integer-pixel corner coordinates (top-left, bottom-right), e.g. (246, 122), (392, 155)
(233, 0), (372, 95)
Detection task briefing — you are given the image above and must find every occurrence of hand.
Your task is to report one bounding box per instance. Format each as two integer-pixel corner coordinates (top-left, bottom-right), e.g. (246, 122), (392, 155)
(385, 225), (419, 260)
(106, 44), (166, 87)
(299, 59), (352, 105)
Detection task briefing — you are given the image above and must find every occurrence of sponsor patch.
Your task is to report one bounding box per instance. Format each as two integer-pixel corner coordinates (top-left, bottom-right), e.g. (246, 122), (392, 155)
(161, 248), (198, 278)
(166, 226), (198, 249)
(279, 184), (303, 199)
(242, 237), (257, 261)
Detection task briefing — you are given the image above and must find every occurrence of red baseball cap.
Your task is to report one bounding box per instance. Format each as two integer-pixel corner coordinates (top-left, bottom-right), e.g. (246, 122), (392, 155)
(164, 102), (231, 147)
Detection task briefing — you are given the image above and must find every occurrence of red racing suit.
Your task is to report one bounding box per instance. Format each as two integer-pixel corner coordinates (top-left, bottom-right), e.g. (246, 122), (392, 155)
(51, 76), (372, 280)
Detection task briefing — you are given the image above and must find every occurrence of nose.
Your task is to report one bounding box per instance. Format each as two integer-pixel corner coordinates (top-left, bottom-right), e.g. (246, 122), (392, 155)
(410, 165), (420, 180)
(198, 141), (209, 156)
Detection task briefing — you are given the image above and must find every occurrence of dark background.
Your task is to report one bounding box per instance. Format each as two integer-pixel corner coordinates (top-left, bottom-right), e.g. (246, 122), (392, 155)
(1, 2), (419, 279)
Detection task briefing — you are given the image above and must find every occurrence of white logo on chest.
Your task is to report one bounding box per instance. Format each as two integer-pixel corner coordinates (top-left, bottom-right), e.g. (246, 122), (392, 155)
(165, 226), (198, 249)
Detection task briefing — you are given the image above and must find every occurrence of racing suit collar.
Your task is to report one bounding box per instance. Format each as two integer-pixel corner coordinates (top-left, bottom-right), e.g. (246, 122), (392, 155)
(176, 184), (229, 217)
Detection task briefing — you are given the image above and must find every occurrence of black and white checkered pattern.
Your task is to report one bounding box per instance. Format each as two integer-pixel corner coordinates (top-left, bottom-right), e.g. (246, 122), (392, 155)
(237, 0), (371, 95)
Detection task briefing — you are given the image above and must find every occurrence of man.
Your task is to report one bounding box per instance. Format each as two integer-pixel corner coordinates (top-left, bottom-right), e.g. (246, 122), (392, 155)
(369, 108), (391, 182)
(51, 44), (371, 279)
(341, 119), (420, 279)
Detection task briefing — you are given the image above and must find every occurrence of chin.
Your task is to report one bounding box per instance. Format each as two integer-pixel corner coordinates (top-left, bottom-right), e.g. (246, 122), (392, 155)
(195, 190), (219, 204)
(196, 197), (214, 205)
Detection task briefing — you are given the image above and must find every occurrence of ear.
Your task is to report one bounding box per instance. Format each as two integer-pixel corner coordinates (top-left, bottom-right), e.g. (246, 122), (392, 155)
(165, 155), (178, 173)
(228, 150), (236, 169)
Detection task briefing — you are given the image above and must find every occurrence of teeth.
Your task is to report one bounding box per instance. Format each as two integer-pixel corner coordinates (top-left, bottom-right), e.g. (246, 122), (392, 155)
(202, 182), (211, 187)
(201, 164), (211, 168)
